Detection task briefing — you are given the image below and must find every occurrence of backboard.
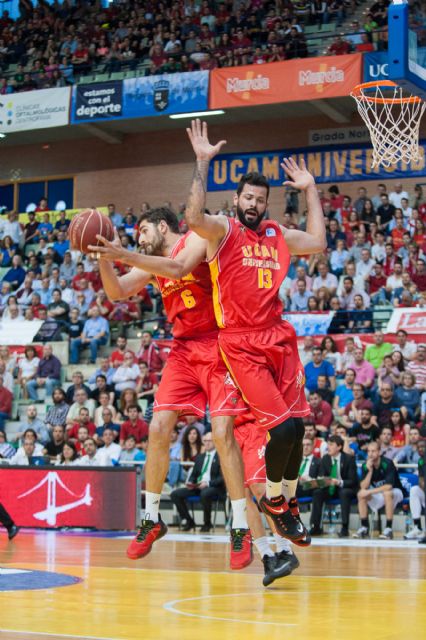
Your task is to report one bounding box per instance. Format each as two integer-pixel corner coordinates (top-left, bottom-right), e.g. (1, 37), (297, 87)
(388, 0), (426, 100)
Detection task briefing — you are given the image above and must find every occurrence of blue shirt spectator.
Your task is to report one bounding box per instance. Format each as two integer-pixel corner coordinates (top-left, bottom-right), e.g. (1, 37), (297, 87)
(291, 280), (314, 311)
(334, 371), (355, 409)
(394, 372), (421, 420)
(3, 256), (26, 290)
(83, 315), (109, 339)
(305, 348), (336, 392)
(53, 233), (70, 259)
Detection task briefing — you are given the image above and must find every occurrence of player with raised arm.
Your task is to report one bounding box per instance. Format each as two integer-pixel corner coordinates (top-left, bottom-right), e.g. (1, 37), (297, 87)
(184, 119), (327, 542)
(90, 208), (254, 569)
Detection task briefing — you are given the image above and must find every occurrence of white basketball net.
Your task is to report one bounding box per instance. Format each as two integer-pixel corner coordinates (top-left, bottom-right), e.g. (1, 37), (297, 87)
(351, 82), (426, 169)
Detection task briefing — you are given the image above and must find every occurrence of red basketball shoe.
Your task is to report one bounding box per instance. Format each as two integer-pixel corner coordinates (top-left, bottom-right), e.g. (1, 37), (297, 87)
(288, 497), (311, 547)
(230, 528), (253, 570)
(259, 494), (305, 541)
(126, 517), (168, 559)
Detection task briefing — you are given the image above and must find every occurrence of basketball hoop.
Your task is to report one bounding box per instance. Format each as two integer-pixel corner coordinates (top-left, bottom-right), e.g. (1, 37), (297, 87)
(350, 80), (426, 169)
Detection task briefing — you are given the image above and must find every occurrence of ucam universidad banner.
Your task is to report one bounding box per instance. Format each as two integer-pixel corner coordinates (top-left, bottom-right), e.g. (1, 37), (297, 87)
(209, 53), (362, 109)
(207, 142), (426, 191)
(72, 80), (123, 122)
(0, 87), (70, 132)
(363, 51), (389, 82)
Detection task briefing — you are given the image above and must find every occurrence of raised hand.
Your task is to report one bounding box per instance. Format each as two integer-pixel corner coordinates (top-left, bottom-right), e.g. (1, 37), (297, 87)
(88, 228), (123, 262)
(281, 157), (315, 191)
(186, 118), (227, 161)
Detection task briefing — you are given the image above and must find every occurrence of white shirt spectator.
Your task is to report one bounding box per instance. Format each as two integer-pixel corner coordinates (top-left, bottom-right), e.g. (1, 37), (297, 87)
(18, 356), (40, 379)
(389, 189), (409, 209)
(386, 274), (403, 290)
(112, 363), (140, 392)
(101, 442), (121, 464)
(393, 341), (417, 361)
(78, 451), (109, 466)
(312, 272), (338, 294)
(61, 287), (74, 305)
(0, 218), (23, 244)
(337, 274), (365, 296)
(371, 242), (387, 263)
(1, 370), (14, 393)
(356, 258), (376, 280)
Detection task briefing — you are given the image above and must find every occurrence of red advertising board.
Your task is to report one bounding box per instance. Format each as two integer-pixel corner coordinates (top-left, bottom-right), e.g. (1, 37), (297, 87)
(0, 467), (138, 530)
(209, 54), (362, 109)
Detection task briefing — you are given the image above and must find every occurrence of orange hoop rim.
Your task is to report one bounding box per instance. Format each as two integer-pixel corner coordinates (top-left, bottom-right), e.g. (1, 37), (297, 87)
(351, 80), (423, 105)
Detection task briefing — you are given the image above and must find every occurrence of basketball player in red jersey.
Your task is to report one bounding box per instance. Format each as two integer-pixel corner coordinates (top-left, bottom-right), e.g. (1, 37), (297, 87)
(92, 208), (253, 568)
(184, 119), (327, 541)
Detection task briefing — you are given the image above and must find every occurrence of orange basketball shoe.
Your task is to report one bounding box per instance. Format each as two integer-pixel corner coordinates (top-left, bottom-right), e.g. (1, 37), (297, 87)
(230, 528), (253, 570)
(126, 517), (168, 559)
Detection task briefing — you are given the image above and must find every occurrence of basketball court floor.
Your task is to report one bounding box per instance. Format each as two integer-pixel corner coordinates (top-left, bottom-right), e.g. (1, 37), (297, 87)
(0, 530), (425, 640)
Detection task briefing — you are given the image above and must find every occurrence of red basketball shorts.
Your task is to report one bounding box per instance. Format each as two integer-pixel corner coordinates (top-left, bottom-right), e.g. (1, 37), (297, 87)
(154, 335), (247, 418)
(234, 418), (267, 487)
(218, 320), (310, 430)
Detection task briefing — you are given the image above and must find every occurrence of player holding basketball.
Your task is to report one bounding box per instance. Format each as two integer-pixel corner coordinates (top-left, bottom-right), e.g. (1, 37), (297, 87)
(184, 119), (326, 541)
(93, 208), (254, 569)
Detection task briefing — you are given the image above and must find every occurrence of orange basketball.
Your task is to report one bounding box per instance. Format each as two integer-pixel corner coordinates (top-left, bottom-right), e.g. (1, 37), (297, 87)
(68, 208), (114, 254)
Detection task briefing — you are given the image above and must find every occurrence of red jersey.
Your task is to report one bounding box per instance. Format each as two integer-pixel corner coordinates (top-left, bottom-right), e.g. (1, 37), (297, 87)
(155, 233), (218, 338)
(208, 219), (290, 329)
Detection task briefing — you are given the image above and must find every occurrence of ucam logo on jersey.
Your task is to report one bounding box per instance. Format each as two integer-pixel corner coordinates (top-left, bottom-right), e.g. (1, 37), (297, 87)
(266, 227), (276, 237)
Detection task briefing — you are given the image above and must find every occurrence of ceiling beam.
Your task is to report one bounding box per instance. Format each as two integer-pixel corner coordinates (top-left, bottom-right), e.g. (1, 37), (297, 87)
(78, 123), (123, 145)
(313, 99), (351, 124)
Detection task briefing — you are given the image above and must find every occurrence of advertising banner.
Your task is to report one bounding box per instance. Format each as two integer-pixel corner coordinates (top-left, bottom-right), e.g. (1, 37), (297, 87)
(283, 312), (335, 336)
(1, 467), (138, 529)
(123, 69), (209, 117)
(209, 54), (362, 109)
(207, 142), (426, 191)
(363, 51), (389, 82)
(0, 87), (70, 132)
(72, 81), (123, 123)
(385, 308), (426, 335)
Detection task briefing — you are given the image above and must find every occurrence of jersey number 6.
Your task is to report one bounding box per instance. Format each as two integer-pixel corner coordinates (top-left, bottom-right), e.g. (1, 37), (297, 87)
(181, 289), (196, 308)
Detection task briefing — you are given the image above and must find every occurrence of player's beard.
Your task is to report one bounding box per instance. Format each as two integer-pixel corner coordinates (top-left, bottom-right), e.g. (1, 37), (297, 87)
(236, 204), (265, 231)
(140, 228), (166, 256)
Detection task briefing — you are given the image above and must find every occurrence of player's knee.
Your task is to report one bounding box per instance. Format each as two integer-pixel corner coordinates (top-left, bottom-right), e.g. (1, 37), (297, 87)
(211, 418), (234, 450)
(148, 415), (174, 445)
(268, 418), (296, 446)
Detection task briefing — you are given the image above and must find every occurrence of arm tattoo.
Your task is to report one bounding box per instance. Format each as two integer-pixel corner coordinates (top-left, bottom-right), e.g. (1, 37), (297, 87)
(187, 160), (209, 222)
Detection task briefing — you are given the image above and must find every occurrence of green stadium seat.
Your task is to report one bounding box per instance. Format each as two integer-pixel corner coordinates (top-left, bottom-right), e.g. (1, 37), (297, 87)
(94, 73), (110, 83)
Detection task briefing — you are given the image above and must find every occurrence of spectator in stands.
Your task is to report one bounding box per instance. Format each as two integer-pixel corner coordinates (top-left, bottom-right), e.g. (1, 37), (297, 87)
(379, 426), (399, 460)
(389, 182), (409, 209)
(59, 252), (76, 283)
(137, 331), (164, 373)
(354, 441), (403, 540)
(404, 455), (425, 540)
(136, 361), (159, 404)
(339, 276), (370, 310)
(0, 429), (15, 460)
(17, 345), (40, 400)
(348, 349), (374, 391)
(67, 407), (96, 443)
(408, 345), (426, 390)
(297, 437), (321, 499)
(112, 352), (140, 393)
(119, 435), (146, 464)
(25, 344), (61, 403)
(377, 194), (396, 231)
(374, 383), (398, 428)
(316, 374), (335, 405)
(333, 368), (356, 415)
(119, 405), (148, 447)
(99, 427), (121, 465)
(90, 374), (114, 405)
(307, 391), (333, 435)
(378, 354), (402, 389)
(15, 404), (50, 446)
(47, 288), (69, 324)
(298, 335), (315, 367)
(350, 407), (380, 458)
(88, 356), (115, 386)
(170, 432), (226, 532)
(328, 35), (350, 55)
(44, 424), (66, 461)
(95, 408), (121, 444)
(9, 438), (36, 465)
(355, 248), (375, 282)
(365, 331), (393, 370)
(395, 372), (421, 421)
(77, 438), (105, 466)
(369, 262), (388, 305)
(110, 336), (132, 367)
(312, 261), (338, 297)
(0, 374), (12, 433)
(330, 238), (350, 277)
(305, 347), (336, 393)
(65, 371), (91, 405)
(3, 255), (26, 291)
(56, 442), (78, 466)
(181, 425), (203, 465)
(393, 329), (417, 362)
(304, 422), (328, 457)
(66, 388), (96, 426)
(45, 388), (68, 430)
(291, 279), (313, 311)
(93, 390), (117, 428)
(70, 306), (109, 365)
(347, 294), (372, 333)
(309, 435), (359, 537)
(394, 427), (421, 464)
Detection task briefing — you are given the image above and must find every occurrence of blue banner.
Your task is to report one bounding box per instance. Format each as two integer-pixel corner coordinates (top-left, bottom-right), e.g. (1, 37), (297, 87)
(72, 81), (123, 123)
(283, 312), (334, 337)
(71, 71), (209, 123)
(207, 142), (426, 191)
(123, 70), (208, 117)
(363, 51), (389, 82)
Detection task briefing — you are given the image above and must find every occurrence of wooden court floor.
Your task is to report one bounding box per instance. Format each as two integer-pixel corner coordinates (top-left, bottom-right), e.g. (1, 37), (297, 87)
(0, 530), (425, 640)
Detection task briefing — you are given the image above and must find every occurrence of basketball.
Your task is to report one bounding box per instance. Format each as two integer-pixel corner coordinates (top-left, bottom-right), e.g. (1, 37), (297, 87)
(68, 208), (114, 253)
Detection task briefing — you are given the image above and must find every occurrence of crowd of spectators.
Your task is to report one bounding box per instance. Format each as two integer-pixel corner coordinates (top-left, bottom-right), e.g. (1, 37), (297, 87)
(3, 0), (422, 94)
(0, 178), (426, 538)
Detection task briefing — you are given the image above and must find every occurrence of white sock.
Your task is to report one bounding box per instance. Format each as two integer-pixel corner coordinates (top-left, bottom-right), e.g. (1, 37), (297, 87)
(144, 492), (161, 522)
(254, 536), (274, 559)
(231, 498), (248, 529)
(274, 533), (292, 554)
(266, 479), (283, 500)
(282, 478), (298, 502)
